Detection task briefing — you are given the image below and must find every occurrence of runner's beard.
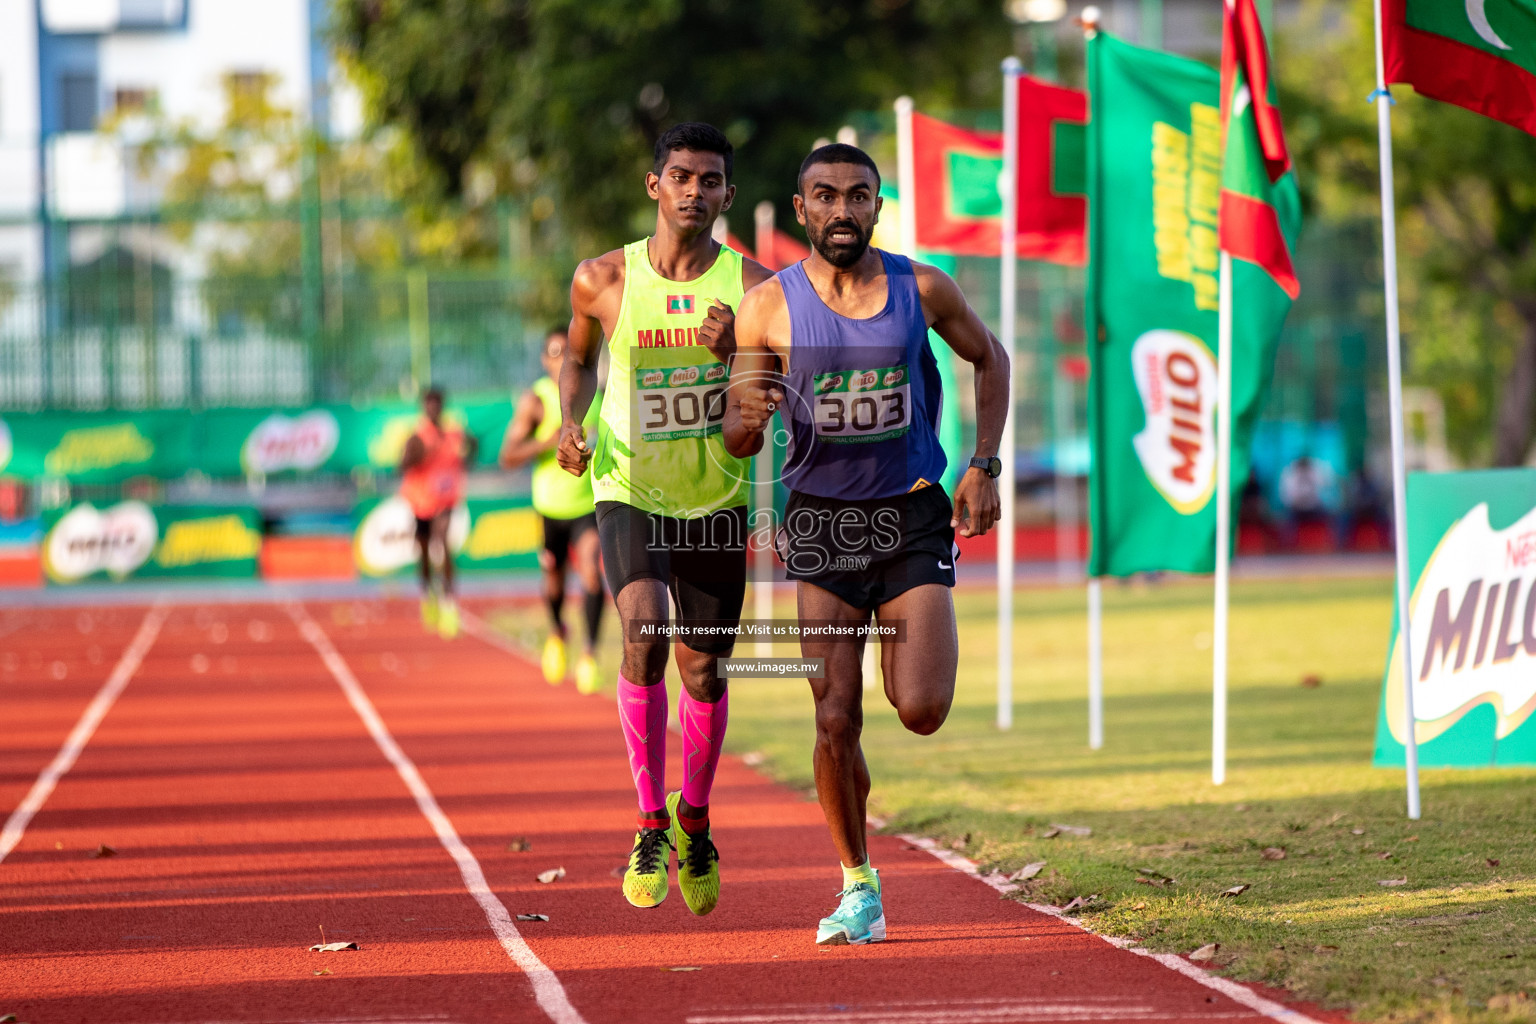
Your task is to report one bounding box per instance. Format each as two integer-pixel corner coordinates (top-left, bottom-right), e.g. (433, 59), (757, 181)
(810, 219), (871, 268)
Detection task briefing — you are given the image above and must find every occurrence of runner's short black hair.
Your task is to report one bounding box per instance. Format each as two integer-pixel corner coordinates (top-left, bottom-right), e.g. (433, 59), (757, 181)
(653, 122), (734, 181)
(545, 325), (568, 339)
(797, 143), (881, 195)
(423, 385), (444, 403)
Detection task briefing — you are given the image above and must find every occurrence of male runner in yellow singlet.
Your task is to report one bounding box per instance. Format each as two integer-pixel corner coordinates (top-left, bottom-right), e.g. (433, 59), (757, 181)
(500, 327), (605, 693)
(558, 123), (773, 915)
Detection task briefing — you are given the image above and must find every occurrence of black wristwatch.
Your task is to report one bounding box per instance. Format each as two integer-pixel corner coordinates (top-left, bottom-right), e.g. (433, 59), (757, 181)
(969, 455), (1003, 479)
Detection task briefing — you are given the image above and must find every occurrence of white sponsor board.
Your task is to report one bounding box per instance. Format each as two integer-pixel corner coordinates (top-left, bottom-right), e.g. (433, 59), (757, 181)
(1131, 329), (1218, 515)
(241, 410), (341, 474)
(42, 501), (158, 583)
(354, 496), (468, 577)
(1384, 501), (1536, 745)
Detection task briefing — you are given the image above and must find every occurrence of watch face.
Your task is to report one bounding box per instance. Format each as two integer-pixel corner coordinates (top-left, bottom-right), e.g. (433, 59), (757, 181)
(988, 456), (1002, 478)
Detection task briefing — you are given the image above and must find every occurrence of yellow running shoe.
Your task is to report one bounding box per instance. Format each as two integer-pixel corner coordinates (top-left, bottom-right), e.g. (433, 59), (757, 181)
(541, 634), (568, 685)
(622, 825), (672, 908)
(667, 791), (720, 916)
(420, 592), (439, 630)
(438, 597), (460, 639)
(574, 652), (600, 695)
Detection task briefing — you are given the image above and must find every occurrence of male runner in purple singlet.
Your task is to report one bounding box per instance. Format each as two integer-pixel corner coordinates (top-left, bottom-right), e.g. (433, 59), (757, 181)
(725, 144), (1009, 945)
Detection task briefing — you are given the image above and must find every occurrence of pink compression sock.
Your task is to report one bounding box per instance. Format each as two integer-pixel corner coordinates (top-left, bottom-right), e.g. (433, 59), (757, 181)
(617, 673), (667, 813)
(678, 687), (729, 811)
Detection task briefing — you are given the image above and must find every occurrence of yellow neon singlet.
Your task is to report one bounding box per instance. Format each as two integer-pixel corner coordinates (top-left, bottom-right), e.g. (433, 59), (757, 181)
(530, 376), (598, 520)
(590, 239), (749, 517)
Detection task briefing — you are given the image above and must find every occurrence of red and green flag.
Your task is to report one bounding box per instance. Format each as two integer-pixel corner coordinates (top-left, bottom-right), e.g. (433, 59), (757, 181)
(910, 77), (1088, 265)
(1219, 0), (1300, 299)
(1384, 0), (1536, 136)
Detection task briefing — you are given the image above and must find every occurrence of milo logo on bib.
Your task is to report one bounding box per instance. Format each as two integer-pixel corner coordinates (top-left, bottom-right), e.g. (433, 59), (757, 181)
(634, 361), (728, 442)
(812, 365), (912, 445)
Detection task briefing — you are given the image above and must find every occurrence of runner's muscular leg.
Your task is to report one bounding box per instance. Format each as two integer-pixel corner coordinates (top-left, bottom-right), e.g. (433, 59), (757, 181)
(615, 578), (669, 684)
(877, 583), (957, 735)
(799, 581), (874, 868)
(432, 513), (456, 594)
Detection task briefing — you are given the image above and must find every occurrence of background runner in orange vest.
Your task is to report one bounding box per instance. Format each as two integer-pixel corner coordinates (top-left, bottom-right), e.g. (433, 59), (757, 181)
(400, 386), (478, 638)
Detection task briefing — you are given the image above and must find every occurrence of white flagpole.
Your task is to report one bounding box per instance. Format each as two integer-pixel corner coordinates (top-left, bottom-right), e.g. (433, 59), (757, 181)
(997, 58), (1022, 731)
(1371, 0), (1421, 819)
(1213, 252), (1234, 786)
(1081, 8), (1104, 752)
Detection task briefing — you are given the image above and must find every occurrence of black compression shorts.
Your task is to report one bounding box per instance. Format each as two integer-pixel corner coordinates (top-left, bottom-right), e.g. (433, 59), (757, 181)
(595, 501), (747, 655)
(540, 512), (597, 572)
(778, 485), (957, 611)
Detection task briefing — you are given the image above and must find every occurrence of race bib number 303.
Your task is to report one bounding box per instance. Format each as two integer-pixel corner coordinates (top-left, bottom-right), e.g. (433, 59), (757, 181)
(634, 362), (730, 441)
(812, 365), (911, 444)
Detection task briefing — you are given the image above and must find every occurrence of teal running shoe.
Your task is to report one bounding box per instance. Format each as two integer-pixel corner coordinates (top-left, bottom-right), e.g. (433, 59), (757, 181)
(815, 873), (885, 946)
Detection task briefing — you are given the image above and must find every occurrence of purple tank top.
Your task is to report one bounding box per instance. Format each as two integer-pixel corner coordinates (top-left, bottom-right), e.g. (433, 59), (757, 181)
(777, 250), (947, 500)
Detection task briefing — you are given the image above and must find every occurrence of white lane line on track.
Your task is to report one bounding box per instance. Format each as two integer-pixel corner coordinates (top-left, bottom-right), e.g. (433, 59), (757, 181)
(895, 834), (1327, 1024)
(0, 602), (167, 865)
(686, 999), (1254, 1023)
(286, 602), (588, 1024)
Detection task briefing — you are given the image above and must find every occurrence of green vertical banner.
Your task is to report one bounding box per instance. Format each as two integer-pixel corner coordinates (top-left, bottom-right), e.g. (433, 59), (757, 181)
(1375, 470), (1536, 767)
(1085, 32), (1293, 577)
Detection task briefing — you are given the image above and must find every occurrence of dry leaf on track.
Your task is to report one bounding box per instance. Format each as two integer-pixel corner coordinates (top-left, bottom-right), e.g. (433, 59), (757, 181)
(537, 867), (566, 884)
(516, 914), (549, 922)
(507, 837), (531, 852)
(1220, 884), (1250, 897)
(90, 843), (116, 858)
(1189, 943), (1219, 961)
(1061, 895), (1099, 913)
(741, 751), (766, 766)
(666, 966), (702, 972)
(1011, 861), (1047, 881)
(310, 941), (359, 951)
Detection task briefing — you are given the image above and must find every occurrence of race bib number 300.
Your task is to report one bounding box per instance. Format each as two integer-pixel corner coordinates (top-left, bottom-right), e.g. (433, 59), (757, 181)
(812, 365), (911, 444)
(635, 362), (729, 441)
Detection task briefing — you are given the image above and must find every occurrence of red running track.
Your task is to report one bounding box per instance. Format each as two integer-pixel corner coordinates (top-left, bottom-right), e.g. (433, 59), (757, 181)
(1, 597), (1346, 1024)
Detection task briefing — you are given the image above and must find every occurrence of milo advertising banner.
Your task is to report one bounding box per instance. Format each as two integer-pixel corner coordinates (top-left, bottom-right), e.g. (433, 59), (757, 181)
(0, 411), (193, 483)
(352, 495), (540, 577)
(1375, 469), (1536, 767)
(41, 502), (262, 584)
(199, 407), (348, 477)
(0, 399), (517, 483)
(1084, 33), (1298, 577)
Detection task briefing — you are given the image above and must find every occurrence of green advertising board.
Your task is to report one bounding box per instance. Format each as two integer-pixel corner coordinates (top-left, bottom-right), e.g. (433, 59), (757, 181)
(40, 502), (263, 584)
(0, 411), (194, 483)
(0, 399), (516, 482)
(1375, 469), (1536, 767)
(352, 494), (541, 577)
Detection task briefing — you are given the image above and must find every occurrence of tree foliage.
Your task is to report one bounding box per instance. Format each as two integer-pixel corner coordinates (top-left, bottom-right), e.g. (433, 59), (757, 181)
(331, 0), (1015, 255)
(1280, 0), (1536, 465)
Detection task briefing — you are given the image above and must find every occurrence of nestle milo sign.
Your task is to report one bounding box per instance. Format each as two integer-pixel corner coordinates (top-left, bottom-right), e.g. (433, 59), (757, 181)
(1375, 469), (1536, 767)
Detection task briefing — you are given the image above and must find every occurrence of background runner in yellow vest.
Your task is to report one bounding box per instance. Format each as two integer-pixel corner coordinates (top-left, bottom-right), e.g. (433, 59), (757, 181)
(500, 328), (606, 694)
(559, 123), (774, 917)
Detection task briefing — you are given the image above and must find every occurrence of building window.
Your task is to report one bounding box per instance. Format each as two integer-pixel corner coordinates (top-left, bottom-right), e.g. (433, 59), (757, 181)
(60, 72), (99, 133)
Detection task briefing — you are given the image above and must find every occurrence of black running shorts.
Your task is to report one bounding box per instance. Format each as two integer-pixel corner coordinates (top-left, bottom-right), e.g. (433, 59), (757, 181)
(779, 485), (957, 611)
(540, 512), (597, 572)
(594, 501), (747, 654)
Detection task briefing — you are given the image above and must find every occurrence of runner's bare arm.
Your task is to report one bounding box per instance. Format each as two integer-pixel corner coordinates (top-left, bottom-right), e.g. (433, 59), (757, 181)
(724, 278), (788, 459)
(697, 256), (775, 366)
(499, 390), (550, 469)
(916, 262), (1009, 538)
(559, 252), (622, 476)
(399, 434), (426, 474)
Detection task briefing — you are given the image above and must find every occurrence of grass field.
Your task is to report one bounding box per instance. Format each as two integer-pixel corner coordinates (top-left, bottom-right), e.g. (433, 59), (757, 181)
(486, 573), (1536, 1024)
